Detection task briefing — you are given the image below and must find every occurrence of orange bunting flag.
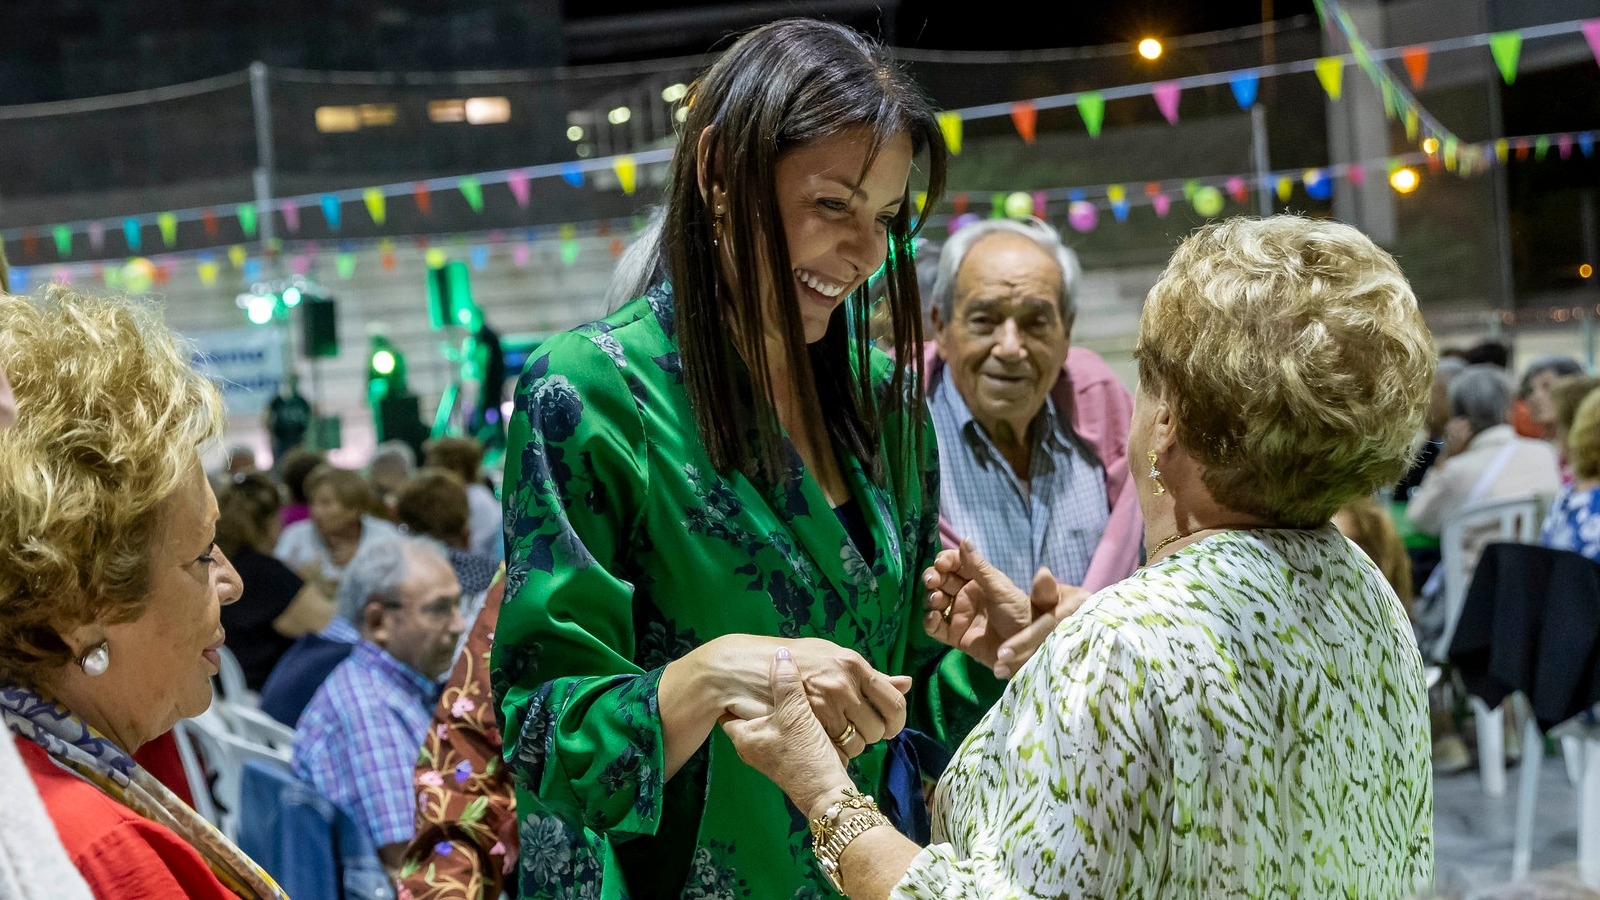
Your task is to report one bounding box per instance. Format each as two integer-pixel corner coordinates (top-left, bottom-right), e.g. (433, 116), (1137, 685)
(413, 183), (432, 217)
(1401, 47), (1430, 89)
(201, 208), (219, 238)
(380, 238), (397, 271)
(1314, 57), (1344, 101)
(937, 111), (963, 155)
(1009, 101), (1037, 143)
(952, 193), (968, 216)
(613, 155), (638, 195)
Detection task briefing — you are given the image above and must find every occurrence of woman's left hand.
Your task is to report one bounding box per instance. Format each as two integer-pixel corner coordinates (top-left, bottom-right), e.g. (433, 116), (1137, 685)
(722, 648), (854, 818)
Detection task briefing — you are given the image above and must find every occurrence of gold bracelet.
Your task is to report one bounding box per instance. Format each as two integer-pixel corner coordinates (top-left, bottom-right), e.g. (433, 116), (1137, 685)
(809, 787), (891, 894)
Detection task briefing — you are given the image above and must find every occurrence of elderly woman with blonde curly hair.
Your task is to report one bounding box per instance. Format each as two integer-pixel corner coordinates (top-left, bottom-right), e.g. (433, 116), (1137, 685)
(723, 215), (1436, 898)
(0, 290), (286, 899)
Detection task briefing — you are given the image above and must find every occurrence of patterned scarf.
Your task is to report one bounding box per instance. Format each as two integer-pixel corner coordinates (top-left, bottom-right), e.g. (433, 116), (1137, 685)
(0, 686), (288, 900)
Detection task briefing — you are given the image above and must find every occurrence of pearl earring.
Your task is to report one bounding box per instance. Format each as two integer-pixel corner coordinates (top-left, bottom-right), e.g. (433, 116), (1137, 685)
(79, 642), (109, 677)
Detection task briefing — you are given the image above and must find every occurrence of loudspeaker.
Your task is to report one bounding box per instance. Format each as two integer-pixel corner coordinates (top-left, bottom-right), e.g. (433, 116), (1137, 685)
(302, 298), (339, 358)
(376, 394), (429, 460)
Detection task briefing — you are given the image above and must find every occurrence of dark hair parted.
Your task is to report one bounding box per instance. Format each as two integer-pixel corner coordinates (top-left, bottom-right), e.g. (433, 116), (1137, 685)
(216, 471), (283, 557)
(662, 17), (946, 480)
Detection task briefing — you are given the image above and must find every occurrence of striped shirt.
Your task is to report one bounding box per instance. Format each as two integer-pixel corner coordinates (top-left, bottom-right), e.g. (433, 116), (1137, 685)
(292, 640), (440, 849)
(929, 366), (1109, 588)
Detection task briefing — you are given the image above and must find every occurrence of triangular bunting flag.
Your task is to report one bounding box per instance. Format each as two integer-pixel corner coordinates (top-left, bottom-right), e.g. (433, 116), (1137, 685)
(1580, 133), (1595, 158)
(228, 245), (247, 269)
(1583, 20), (1600, 70)
(1348, 164), (1367, 186)
(1558, 134), (1574, 160)
(507, 170), (531, 207)
(1152, 81), (1181, 125)
(1151, 193), (1171, 218)
(425, 248), (448, 269)
(560, 164), (584, 188)
(1402, 47), (1430, 89)
(512, 243), (531, 267)
(459, 177), (485, 212)
(202, 208), (219, 238)
(560, 238), (580, 266)
(123, 219), (142, 253)
(198, 260), (219, 287)
(1495, 139), (1510, 163)
(1107, 184), (1129, 222)
(1443, 138), (1458, 169)
(87, 221), (105, 252)
(364, 189), (386, 226)
(1535, 134), (1551, 161)
(52, 225), (72, 258)
(1076, 93), (1105, 138)
(952, 193), (968, 216)
(1229, 74), (1259, 109)
(1489, 31), (1522, 84)
(157, 213), (178, 248)
(1225, 176), (1249, 204)
(1314, 57), (1344, 101)
(413, 183), (433, 216)
(336, 252), (356, 280)
(1276, 177), (1294, 202)
(613, 157), (637, 195)
(320, 195), (342, 231)
(380, 238), (397, 272)
(279, 202), (300, 234)
(990, 194), (1006, 219)
(937, 111), (963, 155)
(1403, 107), (1419, 141)
(1010, 101), (1037, 143)
(470, 246), (490, 270)
(1303, 169), (1333, 200)
(236, 204), (257, 239)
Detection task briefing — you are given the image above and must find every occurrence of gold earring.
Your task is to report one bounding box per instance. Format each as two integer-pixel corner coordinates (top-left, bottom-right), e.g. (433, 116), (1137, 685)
(1147, 451), (1166, 496)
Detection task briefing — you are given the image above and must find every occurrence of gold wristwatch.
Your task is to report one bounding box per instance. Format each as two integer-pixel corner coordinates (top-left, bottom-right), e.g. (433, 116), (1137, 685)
(809, 786), (892, 894)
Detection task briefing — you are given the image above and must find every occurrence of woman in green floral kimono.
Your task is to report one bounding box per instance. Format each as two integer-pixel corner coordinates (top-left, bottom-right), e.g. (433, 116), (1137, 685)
(492, 17), (1022, 900)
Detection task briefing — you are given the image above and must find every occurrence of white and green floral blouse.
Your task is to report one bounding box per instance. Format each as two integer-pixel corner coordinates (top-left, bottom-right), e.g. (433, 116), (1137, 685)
(893, 525), (1434, 899)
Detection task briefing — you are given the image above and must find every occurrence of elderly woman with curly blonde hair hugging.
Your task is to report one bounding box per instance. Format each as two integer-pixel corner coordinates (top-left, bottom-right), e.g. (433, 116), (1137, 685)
(0, 290), (285, 899)
(724, 215), (1436, 898)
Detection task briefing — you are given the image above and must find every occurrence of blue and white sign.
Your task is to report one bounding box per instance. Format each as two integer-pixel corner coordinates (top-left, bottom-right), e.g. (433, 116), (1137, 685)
(188, 327), (286, 416)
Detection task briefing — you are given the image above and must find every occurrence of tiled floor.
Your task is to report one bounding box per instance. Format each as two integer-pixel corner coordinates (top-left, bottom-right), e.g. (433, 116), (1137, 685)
(1431, 749), (1596, 899)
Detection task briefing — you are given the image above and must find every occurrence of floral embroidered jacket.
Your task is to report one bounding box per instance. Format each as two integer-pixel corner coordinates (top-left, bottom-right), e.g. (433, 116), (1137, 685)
(492, 285), (959, 899)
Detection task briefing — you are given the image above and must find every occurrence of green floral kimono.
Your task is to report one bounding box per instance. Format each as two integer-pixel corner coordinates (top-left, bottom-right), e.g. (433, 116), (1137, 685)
(493, 284), (974, 899)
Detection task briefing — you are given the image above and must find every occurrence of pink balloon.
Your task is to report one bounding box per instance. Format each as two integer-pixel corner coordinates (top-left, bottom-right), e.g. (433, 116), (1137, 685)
(1067, 201), (1098, 233)
(949, 212), (982, 235)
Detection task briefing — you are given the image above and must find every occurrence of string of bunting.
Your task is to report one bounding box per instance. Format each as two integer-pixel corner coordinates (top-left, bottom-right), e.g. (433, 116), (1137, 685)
(3, 15), (1597, 266)
(7, 124), (1593, 297)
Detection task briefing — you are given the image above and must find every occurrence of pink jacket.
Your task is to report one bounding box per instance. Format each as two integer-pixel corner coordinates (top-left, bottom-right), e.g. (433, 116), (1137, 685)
(920, 342), (1142, 592)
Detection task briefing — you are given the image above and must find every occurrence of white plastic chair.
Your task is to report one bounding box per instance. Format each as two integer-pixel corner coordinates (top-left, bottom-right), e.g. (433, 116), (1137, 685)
(173, 706), (292, 841)
(213, 644), (259, 709)
(217, 701), (296, 752)
(1427, 493), (1541, 797)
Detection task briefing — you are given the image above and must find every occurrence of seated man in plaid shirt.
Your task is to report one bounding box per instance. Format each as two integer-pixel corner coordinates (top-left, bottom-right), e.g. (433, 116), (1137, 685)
(292, 536), (466, 880)
(918, 218), (1140, 742)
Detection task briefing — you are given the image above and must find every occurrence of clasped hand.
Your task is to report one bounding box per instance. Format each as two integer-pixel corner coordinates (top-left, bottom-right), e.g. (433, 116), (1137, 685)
(921, 539), (1088, 679)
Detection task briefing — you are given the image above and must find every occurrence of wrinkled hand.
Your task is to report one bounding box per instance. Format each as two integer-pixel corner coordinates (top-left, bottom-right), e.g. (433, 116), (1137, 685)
(708, 635), (912, 759)
(722, 648), (853, 818)
(922, 540), (1089, 678)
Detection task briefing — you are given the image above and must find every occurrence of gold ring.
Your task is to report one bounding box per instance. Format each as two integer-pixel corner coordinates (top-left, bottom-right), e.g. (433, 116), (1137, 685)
(832, 722), (857, 747)
(940, 605), (952, 623)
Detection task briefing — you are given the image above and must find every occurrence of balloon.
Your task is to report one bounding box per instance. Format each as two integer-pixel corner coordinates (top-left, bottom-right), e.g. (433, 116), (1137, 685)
(121, 257), (157, 295)
(1192, 185), (1225, 218)
(1067, 201), (1098, 233)
(949, 212), (982, 235)
(1003, 191), (1034, 220)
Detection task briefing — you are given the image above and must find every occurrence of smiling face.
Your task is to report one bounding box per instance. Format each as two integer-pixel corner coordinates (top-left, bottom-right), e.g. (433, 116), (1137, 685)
(934, 232), (1072, 440)
(55, 457), (242, 750)
(758, 126), (912, 345)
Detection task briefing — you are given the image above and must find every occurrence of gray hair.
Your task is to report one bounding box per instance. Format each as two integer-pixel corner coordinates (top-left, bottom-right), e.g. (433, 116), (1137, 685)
(1436, 355), (1468, 384)
(928, 216), (1081, 323)
(1450, 363), (1515, 435)
(370, 439), (415, 472)
(604, 206), (668, 313)
(335, 535), (449, 625)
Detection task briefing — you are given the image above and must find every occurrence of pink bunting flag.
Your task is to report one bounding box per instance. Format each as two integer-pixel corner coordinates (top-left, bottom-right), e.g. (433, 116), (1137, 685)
(1151, 193), (1171, 218)
(1559, 134), (1574, 159)
(290, 254), (310, 275)
(1348, 164), (1367, 187)
(1585, 20), (1600, 70)
(512, 243), (531, 267)
(280, 201), (300, 234)
(1225, 176), (1248, 204)
(507, 170), (531, 208)
(87, 221), (105, 252)
(1151, 82), (1181, 125)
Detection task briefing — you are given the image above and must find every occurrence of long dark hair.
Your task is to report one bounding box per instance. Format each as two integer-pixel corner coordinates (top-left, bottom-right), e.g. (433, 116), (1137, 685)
(663, 18), (946, 482)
